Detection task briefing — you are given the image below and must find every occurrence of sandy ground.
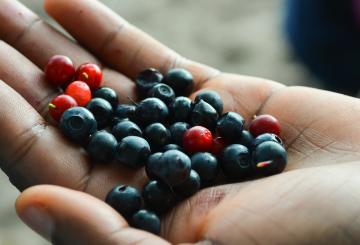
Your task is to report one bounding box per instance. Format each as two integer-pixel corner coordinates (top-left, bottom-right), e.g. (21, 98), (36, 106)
(0, 0), (317, 244)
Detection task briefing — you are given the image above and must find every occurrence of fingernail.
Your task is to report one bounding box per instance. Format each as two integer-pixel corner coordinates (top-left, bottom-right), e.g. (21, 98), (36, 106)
(19, 206), (53, 241)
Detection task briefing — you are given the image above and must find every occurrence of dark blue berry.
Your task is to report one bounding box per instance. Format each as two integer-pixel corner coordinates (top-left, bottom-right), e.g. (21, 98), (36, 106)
(191, 100), (218, 131)
(60, 107), (97, 143)
(144, 123), (171, 150)
(131, 209), (161, 235)
(147, 83), (175, 105)
(93, 87), (118, 108)
(191, 152), (219, 182)
(105, 185), (142, 219)
(86, 130), (117, 162)
(86, 98), (113, 129)
(136, 68), (163, 96)
(221, 144), (252, 179)
(145, 152), (163, 180)
(217, 112), (245, 141)
(169, 96), (192, 122)
(195, 90), (223, 115)
(252, 133), (283, 149)
(163, 144), (183, 152)
(169, 122), (190, 146)
(142, 180), (176, 214)
(173, 170), (200, 198)
(112, 120), (142, 141)
(115, 136), (151, 168)
(162, 68), (194, 96)
(111, 104), (136, 127)
(135, 98), (169, 126)
(235, 130), (254, 149)
(252, 141), (287, 176)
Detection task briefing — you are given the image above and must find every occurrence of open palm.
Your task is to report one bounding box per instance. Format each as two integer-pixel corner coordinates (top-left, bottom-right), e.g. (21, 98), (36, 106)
(1, 0), (360, 244)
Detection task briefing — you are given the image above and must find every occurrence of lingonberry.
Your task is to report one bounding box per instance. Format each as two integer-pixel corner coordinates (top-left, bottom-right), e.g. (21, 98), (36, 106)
(93, 87), (118, 108)
(194, 90), (223, 115)
(65, 81), (92, 106)
(173, 169), (201, 198)
(142, 180), (176, 214)
(135, 68), (163, 96)
(183, 126), (213, 154)
(221, 144), (252, 180)
(115, 136), (151, 168)
(75, 63), (102, 90)
(211, 137), (228, 156)
(131, 209), (161, 235)
(44, 55), (75, 86)
(48, 94), (77, 122)
(86, 98), (113, 129)
(249, 114), (281, 137)
(163, 68), (194, 96)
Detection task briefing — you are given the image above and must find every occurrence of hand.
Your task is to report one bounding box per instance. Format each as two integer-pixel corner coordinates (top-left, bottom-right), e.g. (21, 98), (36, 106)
(1, 0), (360, 244)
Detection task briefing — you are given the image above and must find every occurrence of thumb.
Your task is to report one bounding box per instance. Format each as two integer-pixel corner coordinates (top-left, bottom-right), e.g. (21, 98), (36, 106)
(16, 185), (170, 245)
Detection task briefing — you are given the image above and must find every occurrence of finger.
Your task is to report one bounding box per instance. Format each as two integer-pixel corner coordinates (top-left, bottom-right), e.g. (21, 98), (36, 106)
(44, 0), (219, 85)
(16, 185), (170, 245)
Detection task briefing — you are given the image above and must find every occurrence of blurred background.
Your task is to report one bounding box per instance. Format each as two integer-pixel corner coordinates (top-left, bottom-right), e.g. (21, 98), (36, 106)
(1, 0), (358, 244)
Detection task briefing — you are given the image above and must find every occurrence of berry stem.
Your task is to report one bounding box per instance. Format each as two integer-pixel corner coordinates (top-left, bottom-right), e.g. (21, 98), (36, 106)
(127, 96), (138, 106)
(256, 160), (272, 168)
(48, 103), (56, 109)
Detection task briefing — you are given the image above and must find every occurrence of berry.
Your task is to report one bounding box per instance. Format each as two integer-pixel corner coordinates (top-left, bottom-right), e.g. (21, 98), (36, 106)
(191, 152), (219, 182)
(131, 209), (161, 235)
(112, 120), (142, 141)
(86, 130), (117, 162)
(145, 152), (163, 180)
(105, 185), (142, 219)
(93, 87), (118, 108)
(183, 126), (213, 154)
(60, 107), (97, 143)
(65, 81), (92, 106)
(169, 122), (190, 146)
(194, 90), (223, 115)
(249, 114), (281, 137)
(147, 83), (175, 105)
(134, 98), (169, 126)
(169, 96), (192, 122)
(48, 94), (77, 122)
(173, 170), (200, 198)
(211, 137), (228, 156)
(221, 144), (252, 179)
(86, 98), (113, 129)
(115, 136), (151, 168)
(135, 68), (163, 96)
(142, 180), (176, 214)
(157, 150), (191, 187)
(252, 133), (283, 149)
(191, 100), (218, 131)
(111, 104), (136, 127)
(75, 63), (102, 90)
(252, 141), (287, 176)
(217, 112), (245, 141)
(163, 144), (183, 152)
(144, 123), (171, 150)
(163, 68), (194, 96)
(44, 55), (75, 86)
(235, 130), (254, 149)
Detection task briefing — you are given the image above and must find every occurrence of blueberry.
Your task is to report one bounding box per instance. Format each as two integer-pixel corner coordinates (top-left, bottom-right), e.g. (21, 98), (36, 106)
(169, 122), (190, 146)
(145, 152), (163, 180)
(105, 185), (142, 219)
(173, 170), (200, 198)
(111, 104), (136, 127)
(217, 112), (245, 141)
(131, 209), (161, 235)
(191, 152), (219, 182)
(221, 144), (252, 179)
(144, 123), (171, 150)
(162, 68), (194, 96)
(191, 100), (218, 131)
(235, 130), (254, 149)
(157, 150), (191, 187)
(60, 107), (97, 143)
(93, 87), (118, 108)
(252, 141), (287, 176)
(86, 98), (113, 129)
(195, 90), (223, 115)
(169, 96), (192, 122)
(252, 133), (283, 149)
(147, 83), (175, 105)
(136, 68), (163, 96)
(135, 98), (169, 126)
(163, 144), (183, 152)
(142, 180), (176, 214)
(115, 136), (151, 168)
(86, 130), (117, 162)
(112, 120), (142, 141)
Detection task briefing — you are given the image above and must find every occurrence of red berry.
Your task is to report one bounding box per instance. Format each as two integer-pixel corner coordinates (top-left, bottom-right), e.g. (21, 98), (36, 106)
(211, 137), (228, 156)
(75, 63), (102, 90)
(44, 55), (75, 86)
(183, 126), (213, 154)
(48, 94), (77, 121)
(249, 114), (281, 137)
(65, 81), (92, 106)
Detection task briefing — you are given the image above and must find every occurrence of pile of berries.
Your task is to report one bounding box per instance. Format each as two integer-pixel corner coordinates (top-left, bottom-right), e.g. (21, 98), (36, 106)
(45, 55), (287, 235)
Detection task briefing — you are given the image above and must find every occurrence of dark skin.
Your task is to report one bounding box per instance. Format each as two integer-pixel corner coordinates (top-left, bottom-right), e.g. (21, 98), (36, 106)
(1, 0), (360, 244)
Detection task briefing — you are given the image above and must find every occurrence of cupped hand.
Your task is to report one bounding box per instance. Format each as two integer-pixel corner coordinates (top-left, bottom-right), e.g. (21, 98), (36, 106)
(1, 0), (360, 244)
